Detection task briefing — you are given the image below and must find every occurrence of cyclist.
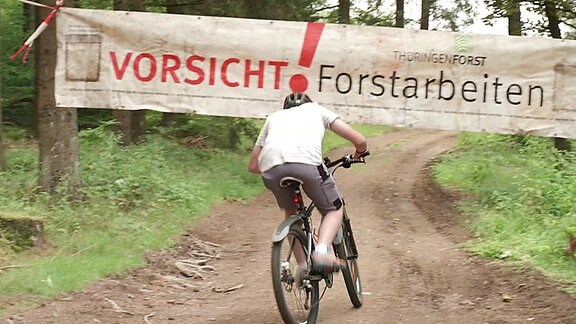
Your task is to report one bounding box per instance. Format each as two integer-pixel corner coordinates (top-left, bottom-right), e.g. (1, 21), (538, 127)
(248, 92), (367, 276)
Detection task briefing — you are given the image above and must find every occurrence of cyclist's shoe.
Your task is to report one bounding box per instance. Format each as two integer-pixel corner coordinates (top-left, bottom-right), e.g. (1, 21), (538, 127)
(293, 264), (308, 288)
(311, 251), (344, 275)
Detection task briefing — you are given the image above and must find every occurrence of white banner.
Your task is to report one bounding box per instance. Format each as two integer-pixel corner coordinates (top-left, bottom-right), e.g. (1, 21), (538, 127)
(55, 8), (576, 139)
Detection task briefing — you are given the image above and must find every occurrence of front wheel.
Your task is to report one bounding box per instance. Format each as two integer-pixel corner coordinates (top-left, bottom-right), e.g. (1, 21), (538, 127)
(335, 220), (363, 308)
(272, 226), (320, 323)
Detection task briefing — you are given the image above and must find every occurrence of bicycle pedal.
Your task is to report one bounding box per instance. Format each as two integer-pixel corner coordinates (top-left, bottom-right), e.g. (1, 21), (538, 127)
(307, 274), (323, 281)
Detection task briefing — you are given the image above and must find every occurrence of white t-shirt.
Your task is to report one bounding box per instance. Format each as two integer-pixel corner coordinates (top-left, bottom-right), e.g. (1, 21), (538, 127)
(255, 102), (340, 173)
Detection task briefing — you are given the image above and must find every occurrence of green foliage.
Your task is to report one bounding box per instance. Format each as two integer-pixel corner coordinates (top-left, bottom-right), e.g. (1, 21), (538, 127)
(429, 0), (475, 32)
(351, 7), (395, 26)
(151, 115), (260, 150)
(433, 132), (576, 286)
(1, 0), (35, 128)
(0, 213), (44, 250)
(315, 0), (396, 26)
(483, 0), (575, 37)
(524, 0), (576, 37)
(1, 125), (32, 140)
(75, 0), (112, 10)
(77, 109), (113, 129)
(0, 124), (263, 296)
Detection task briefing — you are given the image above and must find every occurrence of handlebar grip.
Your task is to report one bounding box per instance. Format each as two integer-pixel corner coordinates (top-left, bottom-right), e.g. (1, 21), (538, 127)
(324, 150), (370, 168)
(358, 150), (370, 158)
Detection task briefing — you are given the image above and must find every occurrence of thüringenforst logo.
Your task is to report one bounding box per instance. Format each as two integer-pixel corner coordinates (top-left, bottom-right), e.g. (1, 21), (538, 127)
(454, 34), (473, 54)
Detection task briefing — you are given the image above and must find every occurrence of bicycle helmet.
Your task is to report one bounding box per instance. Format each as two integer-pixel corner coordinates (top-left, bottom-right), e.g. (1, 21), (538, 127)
(283, 92), (312, 109)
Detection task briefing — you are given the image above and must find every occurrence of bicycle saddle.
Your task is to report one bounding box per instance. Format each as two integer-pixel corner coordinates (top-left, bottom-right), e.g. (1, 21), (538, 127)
(279, 177), (304, 188)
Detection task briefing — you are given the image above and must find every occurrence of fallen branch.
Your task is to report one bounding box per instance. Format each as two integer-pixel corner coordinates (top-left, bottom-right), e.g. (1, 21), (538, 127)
(184, 135), (208, 149)
(202, 240), (221, 248)
(104, 297), (134, 315)
(191, 251), (221, 259)
(213, 284), (244, 293)
(0, 265), (25, 271)
(144, 312), (155, 324)
(175, 259), (215, 279)
(174, 235), (222, 279)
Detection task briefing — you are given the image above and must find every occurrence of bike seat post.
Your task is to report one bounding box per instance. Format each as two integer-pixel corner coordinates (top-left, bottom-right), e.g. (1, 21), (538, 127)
(279, 177), (306, 212)
(291, 183), (306, 212)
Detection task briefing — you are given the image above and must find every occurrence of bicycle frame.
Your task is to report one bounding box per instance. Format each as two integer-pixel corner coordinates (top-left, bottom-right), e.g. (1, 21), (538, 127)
(271, 152), (369, 323)
(271, 153), (364, 257)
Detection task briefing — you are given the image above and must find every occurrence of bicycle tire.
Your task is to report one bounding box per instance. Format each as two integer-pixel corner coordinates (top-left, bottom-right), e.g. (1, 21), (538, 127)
(272, 225), (320, 324)
(335, 215), (363, 308)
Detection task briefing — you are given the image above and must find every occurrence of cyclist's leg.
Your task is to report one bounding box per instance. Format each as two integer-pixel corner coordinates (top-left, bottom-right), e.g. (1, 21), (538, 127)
(300, 164), (344, 271)
(311, 207), (344, 273)
(316, 207), (343, 248)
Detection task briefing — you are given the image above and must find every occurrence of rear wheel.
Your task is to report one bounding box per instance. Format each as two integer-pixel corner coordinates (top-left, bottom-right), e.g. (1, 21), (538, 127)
(336, 220), (363, 308)
(272, 226), (320, 323)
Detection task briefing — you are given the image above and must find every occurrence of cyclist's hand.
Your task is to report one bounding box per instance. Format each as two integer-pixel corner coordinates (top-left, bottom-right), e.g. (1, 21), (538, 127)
(353, 150), (369, 162)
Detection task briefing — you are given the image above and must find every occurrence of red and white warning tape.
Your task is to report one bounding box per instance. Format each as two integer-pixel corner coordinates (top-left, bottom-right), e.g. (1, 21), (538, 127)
(10, 0), (63, 63)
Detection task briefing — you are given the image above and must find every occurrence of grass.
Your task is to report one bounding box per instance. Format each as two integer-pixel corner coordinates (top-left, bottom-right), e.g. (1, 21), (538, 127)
(0, 121), (389, 307)
(432, 132), (576, 293)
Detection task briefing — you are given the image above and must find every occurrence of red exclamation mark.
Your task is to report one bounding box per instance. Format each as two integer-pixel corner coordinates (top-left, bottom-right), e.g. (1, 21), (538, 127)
(289, 22), (325, 93)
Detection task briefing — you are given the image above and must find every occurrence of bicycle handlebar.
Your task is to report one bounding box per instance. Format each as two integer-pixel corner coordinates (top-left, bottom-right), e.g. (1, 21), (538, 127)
(323, 150), (370, 169)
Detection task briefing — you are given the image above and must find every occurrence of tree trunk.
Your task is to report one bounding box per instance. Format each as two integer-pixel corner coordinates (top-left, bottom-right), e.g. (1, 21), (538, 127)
(395, 0), (405, 28)
(544, 0), (572, 152)
(36, 0), (81, 195)
(160, 113), (182, 127)
(420, 0), (432, 30)
(505, 0), (528, 147)
(339, 0), (350, 24)
(544, 0), (562, 38)
(112, 0), (146, 145)
(113, 110), (146, 145)
(507, 0), (522, 36)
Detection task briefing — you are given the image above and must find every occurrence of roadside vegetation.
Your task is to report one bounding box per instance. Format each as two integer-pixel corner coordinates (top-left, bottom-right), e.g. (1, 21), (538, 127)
(1, 120), (575, 314)
(432, 133), (576, 294)
(0, 118), (388, 307)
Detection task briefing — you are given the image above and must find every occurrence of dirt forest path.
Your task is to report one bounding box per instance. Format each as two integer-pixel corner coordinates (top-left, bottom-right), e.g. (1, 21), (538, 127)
(2, 129), (575, 324)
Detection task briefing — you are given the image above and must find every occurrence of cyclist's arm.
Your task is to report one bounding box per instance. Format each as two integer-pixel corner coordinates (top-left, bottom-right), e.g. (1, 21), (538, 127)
(330, 118), (367, 156)
(248, 145), (262, 174)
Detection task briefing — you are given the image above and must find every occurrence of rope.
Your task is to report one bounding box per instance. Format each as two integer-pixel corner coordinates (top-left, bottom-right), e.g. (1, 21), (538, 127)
(10, 0), (63, 63)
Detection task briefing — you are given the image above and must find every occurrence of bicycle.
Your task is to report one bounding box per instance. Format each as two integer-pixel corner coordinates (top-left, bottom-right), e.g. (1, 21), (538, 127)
(271, 151), (369, 324)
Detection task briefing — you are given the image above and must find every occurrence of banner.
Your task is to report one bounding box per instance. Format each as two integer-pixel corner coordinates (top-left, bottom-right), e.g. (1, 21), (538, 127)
(55, 8), (576, 139)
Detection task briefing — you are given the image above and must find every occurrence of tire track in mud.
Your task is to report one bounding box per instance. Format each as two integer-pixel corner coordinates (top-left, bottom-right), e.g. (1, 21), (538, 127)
(318, 128), (467, 323)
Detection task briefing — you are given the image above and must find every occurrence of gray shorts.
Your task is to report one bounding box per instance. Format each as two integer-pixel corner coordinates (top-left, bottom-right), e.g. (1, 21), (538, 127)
(261, 163), (343, 215)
